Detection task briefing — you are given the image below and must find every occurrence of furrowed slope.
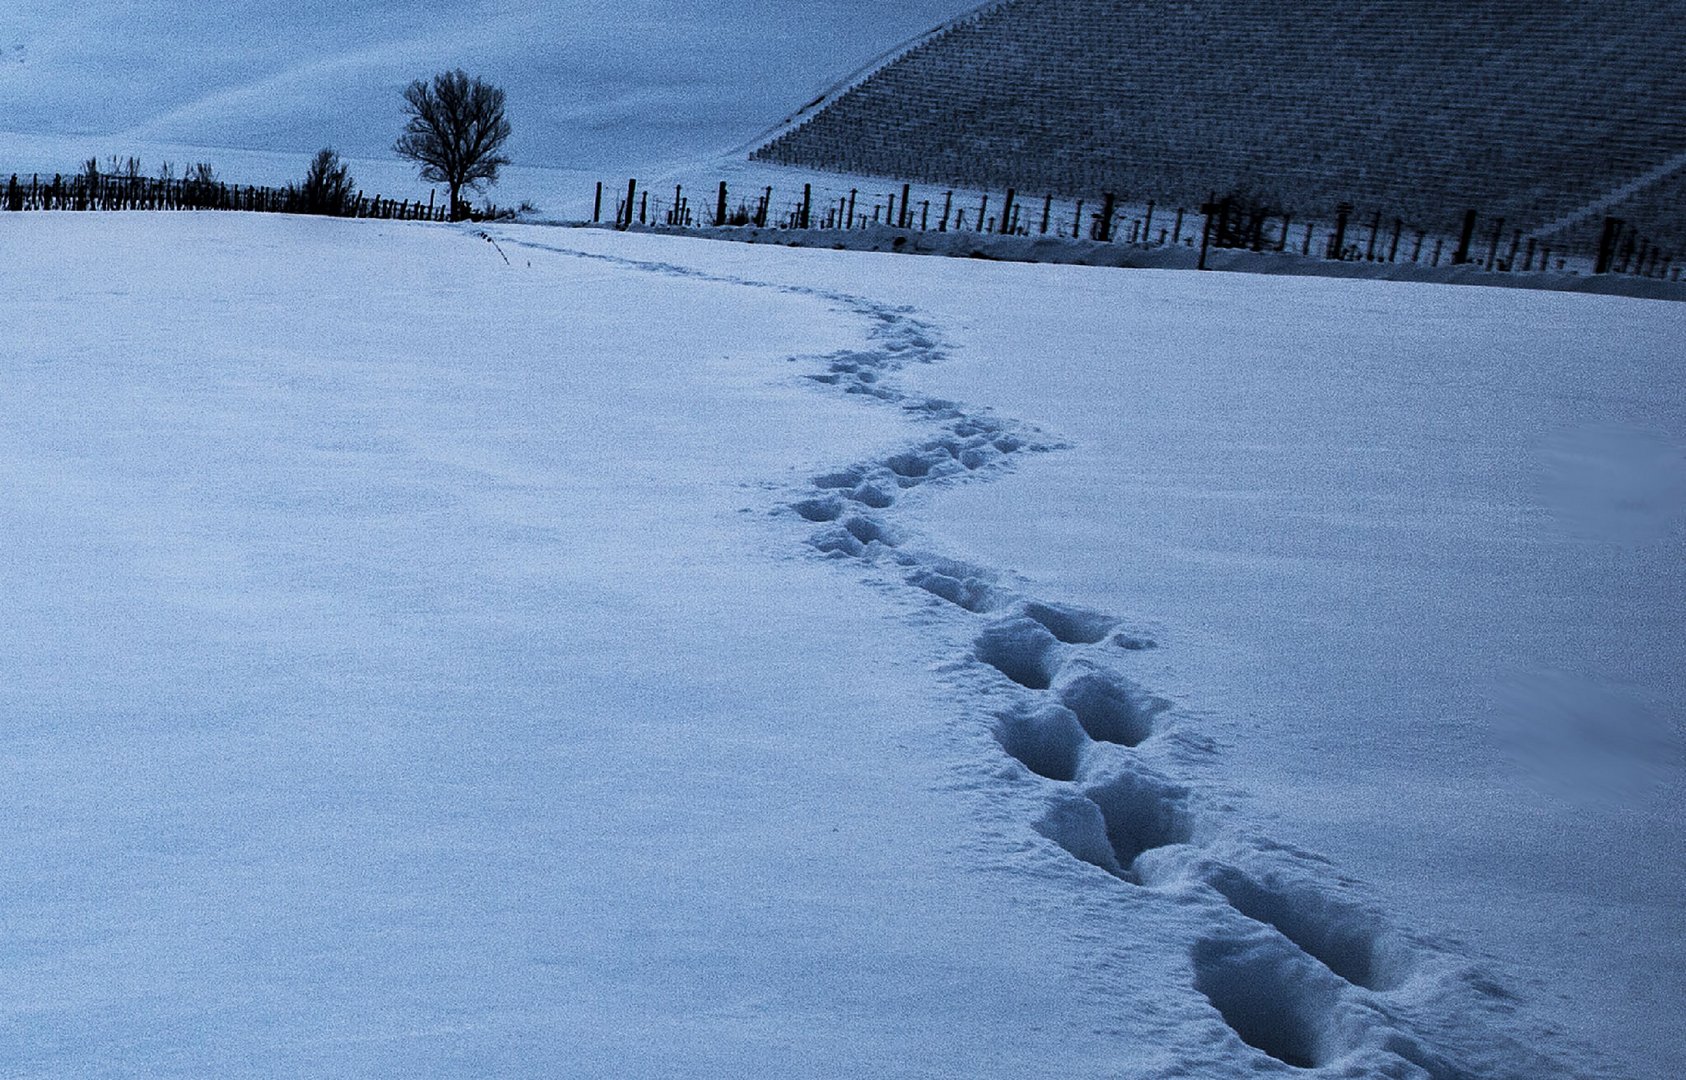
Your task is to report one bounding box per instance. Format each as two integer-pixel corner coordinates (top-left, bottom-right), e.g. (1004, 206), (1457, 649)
(753, 0), (1686, 252)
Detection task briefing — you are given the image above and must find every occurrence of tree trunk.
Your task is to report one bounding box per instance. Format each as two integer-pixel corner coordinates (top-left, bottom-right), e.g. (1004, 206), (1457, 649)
(449, 180), (463, 221)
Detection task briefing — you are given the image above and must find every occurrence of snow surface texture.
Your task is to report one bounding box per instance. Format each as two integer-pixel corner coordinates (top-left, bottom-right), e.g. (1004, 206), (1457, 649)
(3, 213), (1681, 1079)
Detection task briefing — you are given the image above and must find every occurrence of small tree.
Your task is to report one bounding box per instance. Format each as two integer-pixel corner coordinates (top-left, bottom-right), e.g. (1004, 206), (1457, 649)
(394, 69), (511, 221)
(300, 147), (356, 215)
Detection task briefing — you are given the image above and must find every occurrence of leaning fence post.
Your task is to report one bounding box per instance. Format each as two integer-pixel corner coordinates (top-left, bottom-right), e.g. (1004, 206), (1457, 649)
(938, 190), (951, 231)
(621, 179), (636, 229)
(1040, 193), (1052, 234)
(998, 188), (1015, 235)
(976, 193), (988, 232)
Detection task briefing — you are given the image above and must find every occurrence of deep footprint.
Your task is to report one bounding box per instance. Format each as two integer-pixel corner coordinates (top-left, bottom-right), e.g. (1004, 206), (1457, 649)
(1053, 665), (1166, 747)
(1035, 764), (1194, 883)
(1191, 935), (1349, 1070)
(1021, 600), (1118, 644)
(995, 703), (1089, 782)
(974, 617), (1065, 690)
(1084, 767), (1195, 878)
(1203, 864), (1406, 991)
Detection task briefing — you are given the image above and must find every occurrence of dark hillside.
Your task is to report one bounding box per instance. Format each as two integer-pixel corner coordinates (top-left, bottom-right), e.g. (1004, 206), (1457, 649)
(753, 0), (1686, 252)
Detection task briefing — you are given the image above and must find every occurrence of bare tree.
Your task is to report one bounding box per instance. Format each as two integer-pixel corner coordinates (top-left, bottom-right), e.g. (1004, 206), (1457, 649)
(394, 69), (511, 221)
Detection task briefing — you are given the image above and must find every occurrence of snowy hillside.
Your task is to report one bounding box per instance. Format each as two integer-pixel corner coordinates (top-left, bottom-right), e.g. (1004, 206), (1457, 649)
(2, 213), (1681, 1079)
(0, 0), (963, 172)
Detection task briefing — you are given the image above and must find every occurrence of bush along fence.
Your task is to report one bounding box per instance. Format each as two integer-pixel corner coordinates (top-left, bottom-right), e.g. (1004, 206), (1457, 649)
(589, 178), (1682, 281)
(4, 169), (450, 222)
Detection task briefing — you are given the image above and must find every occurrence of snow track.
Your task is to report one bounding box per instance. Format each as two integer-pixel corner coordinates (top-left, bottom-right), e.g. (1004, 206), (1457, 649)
(490, 227), (1611, 1079)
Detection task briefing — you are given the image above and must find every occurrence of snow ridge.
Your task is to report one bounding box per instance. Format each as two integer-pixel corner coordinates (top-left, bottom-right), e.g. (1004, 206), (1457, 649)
(487, 228), (1610, 1079)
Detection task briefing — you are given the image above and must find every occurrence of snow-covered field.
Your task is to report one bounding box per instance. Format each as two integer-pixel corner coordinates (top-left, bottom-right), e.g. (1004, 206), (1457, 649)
(2, 213), (1681, 1079)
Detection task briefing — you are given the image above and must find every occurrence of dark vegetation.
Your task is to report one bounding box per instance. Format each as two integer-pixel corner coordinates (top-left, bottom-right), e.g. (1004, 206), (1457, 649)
(394, 69), (513, 222)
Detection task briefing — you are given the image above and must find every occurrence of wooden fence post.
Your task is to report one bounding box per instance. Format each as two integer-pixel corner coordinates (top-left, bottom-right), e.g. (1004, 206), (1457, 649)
(1452, 209), (1477, 264)
(1096, 192), (1116, 241)
(1072, 199), (1083, 239)
(1484, 217), (1504, 270)
(801, 184), (812, 229)
(1040, 193), (1052, 234)
(899, 183), (911, 229)
(1327, 203), (1351, 259)
(1143, 202), (1155, 245)
(1388, 218), (1402, 261)
(621, 179), (636, 228)
(848, 189), (858, 228)
(1595, 217), (1623, 273)
(716, 181), (728, 226)
(1198, 195), (1214, 270)
(976, 193), (988, 232)
(998, 188), (1015, 235)
(938, 190), (951, 231)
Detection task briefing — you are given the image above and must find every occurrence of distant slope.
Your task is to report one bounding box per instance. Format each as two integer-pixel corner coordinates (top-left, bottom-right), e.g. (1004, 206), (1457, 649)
(753, 0), (1686, 252)
(0, 0), (965, 172)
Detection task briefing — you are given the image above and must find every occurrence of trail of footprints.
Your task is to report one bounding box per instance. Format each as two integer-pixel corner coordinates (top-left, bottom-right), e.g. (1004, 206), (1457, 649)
(779, 310), (1501, 1079)
(487, 232), (1566, 1077)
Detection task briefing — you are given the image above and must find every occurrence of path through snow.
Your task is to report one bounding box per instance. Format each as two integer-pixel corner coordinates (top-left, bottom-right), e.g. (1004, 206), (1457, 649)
(493, 228), (1625, 1079)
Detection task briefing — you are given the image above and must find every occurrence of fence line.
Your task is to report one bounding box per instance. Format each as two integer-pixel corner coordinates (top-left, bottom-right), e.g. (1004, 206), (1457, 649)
(588, 177), (1680, 281)
(4, 170), (451, 223)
